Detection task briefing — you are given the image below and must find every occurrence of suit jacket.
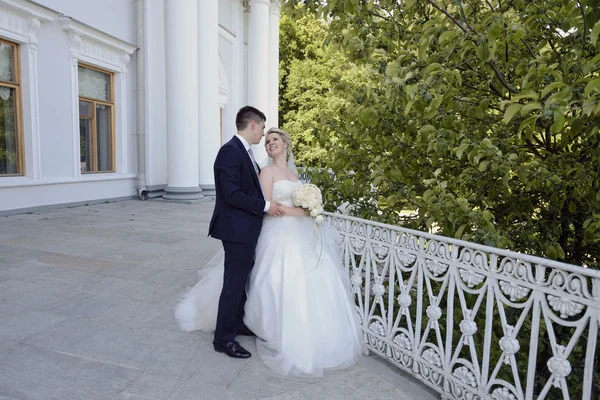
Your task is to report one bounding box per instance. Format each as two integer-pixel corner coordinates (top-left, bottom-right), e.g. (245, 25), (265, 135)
(208, 136), (266, 243)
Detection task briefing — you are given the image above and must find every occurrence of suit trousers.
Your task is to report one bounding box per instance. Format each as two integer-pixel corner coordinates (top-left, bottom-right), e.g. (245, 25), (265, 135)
(213, 240), (256, 345)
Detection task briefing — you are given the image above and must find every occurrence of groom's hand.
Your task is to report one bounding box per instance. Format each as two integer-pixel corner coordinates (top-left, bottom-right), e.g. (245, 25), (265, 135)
(266, 202), (284, 217)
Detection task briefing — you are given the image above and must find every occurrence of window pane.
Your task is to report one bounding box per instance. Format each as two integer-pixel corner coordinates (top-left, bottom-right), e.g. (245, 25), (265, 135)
(0, 43), (14, 82)
(78, 66), (110, 101)
(0, 86), (19, 175)
(79, 118), (92, 173)
(96, 104), (112, 172)
(79, 100), (93, 118)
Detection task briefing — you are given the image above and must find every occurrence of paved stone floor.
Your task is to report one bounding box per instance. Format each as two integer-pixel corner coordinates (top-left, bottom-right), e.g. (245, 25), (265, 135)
(0, 200), (437, 400)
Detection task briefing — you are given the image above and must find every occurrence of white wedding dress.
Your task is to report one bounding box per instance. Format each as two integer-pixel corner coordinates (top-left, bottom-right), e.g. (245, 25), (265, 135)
(175, 180), (363, 377)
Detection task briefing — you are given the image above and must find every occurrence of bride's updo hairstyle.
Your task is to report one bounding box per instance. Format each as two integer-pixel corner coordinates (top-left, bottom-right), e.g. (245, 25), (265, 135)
(265, 127), (293, 162)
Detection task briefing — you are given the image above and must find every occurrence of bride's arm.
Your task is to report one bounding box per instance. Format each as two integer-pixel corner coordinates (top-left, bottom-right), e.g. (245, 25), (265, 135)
(259, 168), (307, 217)
(259, 167), (274, 202)
(280, 205), (309, 217)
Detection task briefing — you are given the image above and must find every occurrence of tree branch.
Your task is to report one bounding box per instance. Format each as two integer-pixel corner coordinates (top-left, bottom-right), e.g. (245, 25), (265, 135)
(424, 0), (469, 33)
(489, 60), (519, 94)
(461, 82), (508, 99)
(489, 82), (508, 98)
(523, 139), (545, 159)
(520, 38), (536, 59)
(485, 0), (495, 12)
(503, 0), (515, 13)
(458, 1), (475, 33)
(545, 36), (563, 63)
(456, 112), (502, 125)
(451, 58), (478, 69)
(577, 0), (587, 50)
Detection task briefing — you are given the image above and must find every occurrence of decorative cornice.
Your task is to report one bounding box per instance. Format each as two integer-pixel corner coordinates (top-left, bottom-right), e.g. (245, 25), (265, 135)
(26, 16), (40, 44)
(60, 17), (136, 72)
(270, 0), (281, 16)
(0, 0), (54, 45)
(0, 0), (56, 21)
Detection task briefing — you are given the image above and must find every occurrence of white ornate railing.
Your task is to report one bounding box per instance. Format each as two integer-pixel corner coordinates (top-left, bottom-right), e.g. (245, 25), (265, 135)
(326, 212), (600, 400)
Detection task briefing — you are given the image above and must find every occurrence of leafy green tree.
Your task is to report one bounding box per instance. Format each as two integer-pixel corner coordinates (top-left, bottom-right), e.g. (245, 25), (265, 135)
(283, 0), (600, 269)
(279, 9), (369, 167)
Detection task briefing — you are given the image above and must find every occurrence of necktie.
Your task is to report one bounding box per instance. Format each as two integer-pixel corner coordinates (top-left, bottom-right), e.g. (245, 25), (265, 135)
(248, 148), (260, 176)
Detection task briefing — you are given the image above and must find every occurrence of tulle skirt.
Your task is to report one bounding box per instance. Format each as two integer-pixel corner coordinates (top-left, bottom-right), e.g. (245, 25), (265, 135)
(174, 215), (363, 377)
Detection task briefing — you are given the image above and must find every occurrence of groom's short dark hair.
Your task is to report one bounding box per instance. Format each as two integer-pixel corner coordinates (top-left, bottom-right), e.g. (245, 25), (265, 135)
(236, 106), (266, 131)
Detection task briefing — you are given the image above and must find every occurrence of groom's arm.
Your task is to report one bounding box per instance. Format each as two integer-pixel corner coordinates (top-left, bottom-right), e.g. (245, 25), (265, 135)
(216, 147), (266, 216)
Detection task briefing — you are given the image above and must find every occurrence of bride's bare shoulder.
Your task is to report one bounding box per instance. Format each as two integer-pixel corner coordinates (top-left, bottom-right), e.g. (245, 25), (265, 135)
(259, 164), (279, 181)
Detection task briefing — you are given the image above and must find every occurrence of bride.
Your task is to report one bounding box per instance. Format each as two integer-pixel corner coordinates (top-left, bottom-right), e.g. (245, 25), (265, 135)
(175, 128), (363, 377)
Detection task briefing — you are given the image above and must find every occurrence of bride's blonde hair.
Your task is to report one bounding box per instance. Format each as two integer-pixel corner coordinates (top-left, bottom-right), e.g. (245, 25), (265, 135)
(265, 127), (293, 162)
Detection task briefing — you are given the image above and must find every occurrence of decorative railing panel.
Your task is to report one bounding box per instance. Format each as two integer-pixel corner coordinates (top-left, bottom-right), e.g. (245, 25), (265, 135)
(326, 212), (600, 400)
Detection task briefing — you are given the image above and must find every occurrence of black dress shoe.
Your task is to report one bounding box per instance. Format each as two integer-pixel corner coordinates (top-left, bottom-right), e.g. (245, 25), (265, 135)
(236, 325), (255, 337)
(214, 341), (251, 358)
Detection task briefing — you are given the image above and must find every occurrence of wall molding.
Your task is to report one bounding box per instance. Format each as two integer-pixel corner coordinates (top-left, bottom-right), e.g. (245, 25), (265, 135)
(0, 0), (56, 179)
(60, 16), (136, 177)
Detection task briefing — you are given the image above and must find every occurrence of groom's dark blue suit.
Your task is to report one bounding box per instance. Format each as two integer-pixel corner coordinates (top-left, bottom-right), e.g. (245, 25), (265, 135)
(209, 136), (266, 346)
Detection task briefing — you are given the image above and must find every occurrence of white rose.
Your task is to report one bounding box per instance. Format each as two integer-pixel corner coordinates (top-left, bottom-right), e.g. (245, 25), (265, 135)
(315, 215), (325, 224)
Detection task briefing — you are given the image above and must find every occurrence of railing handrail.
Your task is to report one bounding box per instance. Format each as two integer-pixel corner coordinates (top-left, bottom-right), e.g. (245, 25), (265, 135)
(327, 211), (599, 400)
(324, 211), (600, 280)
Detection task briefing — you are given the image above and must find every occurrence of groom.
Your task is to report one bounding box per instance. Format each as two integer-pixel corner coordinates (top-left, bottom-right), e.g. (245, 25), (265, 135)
(208, 106), (283, 358)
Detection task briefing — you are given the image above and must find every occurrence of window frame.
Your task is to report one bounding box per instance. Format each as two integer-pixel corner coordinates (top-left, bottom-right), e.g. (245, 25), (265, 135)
(0, 38), (24, 176)
(77, 62), (116, 174)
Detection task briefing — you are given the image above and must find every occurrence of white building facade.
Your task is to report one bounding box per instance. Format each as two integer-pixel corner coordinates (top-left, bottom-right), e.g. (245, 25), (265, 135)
(0, 0), (281, 214)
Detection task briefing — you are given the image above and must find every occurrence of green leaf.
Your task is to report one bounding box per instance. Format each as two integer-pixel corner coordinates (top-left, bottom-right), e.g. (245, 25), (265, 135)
(478, 160), (489, 172)
(503, 104), (523, 124)
(518, 114), (539, 136)
(571, 118), (584, 136)
(439, 30), (459, 46)
(512, 90), (539, 101)
(483, 210), (493, 221)
(592, 21), (600, 46)
(456, 142), (469, 159)
(457, 197), (469, 211)
(584, 78), (600, 96)
(423, 63), (442, 76)
(545, 245), (557, 259)
(568, 202), (577, 213)
(454, 224), (467, 239)
(404, 100), (415, 116)
(582, 98), (596, 116)
(513, 26), (526, 42)
(520, 102), (541, 114)
(556, 245), (565, 260)
(540, 82), (566, 99)
(390, 169), (403, 180)
(550, 111), (566, 134)
(420, 125), (436, 134)
(426, 216), (436, 230)
(423, 189), (433, 201)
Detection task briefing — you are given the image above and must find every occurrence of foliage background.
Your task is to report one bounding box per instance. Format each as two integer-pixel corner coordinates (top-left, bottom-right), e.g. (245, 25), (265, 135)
(279, 0), (600, 270)
(278, 1), (600, 398)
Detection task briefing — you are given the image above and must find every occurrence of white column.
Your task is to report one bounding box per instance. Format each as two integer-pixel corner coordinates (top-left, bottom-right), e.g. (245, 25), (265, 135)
(163, 0), (203, 202)
(268, 1), (280, 130)
(234, 0), (245, 115)
(248, 0), (270, 164)
(198, 0), (220, 197)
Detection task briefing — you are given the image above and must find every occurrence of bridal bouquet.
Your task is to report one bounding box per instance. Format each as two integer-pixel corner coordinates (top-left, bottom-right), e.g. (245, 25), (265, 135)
(292, 183), (325, 224)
